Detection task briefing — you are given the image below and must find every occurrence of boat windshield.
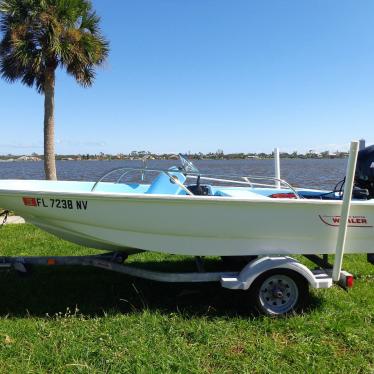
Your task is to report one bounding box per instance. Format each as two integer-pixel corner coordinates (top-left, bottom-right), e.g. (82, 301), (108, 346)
(178, 154), (199, 173)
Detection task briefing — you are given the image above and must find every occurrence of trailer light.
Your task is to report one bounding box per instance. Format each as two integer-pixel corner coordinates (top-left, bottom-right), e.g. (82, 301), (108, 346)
(47, 259), (57, 265)
(346, 275), (354, 288)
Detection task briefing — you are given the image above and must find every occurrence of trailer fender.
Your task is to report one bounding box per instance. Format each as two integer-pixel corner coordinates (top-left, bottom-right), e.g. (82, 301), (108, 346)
(220, 256), (331, 290)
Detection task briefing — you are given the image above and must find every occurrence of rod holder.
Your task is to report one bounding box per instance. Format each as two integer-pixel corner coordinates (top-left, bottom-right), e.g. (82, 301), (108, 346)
(274, 148), (281, 189)
(332, 141), (359, 281)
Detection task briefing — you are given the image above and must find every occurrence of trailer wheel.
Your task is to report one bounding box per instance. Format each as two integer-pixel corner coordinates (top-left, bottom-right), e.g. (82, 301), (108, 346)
(249, 269), (309, 316)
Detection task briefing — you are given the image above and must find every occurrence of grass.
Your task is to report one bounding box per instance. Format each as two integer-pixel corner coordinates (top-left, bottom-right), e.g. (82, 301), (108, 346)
(0, 224), (373, 373)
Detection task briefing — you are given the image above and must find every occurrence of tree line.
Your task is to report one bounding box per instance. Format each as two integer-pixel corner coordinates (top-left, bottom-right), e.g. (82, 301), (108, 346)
(0, 150), (349, 161)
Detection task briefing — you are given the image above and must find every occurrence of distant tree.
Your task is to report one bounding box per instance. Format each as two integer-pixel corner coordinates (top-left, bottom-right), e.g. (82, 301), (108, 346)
(215, 149), (224, 158)
(0, 0), (109, 179)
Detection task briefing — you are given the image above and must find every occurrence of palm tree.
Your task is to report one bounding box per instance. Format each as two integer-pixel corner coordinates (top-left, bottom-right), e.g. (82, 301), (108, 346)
(0, 0), (109, 180)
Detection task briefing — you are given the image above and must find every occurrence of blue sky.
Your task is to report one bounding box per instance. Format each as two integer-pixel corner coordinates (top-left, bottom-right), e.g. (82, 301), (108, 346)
(1, 0), (374, 155)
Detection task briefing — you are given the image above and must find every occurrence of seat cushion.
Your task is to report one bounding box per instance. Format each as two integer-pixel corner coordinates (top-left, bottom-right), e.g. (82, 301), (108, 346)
(146, 168), (186, 195)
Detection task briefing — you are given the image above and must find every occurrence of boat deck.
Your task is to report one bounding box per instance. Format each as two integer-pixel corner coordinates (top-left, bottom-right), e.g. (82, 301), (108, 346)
(0, 179), (337, 201)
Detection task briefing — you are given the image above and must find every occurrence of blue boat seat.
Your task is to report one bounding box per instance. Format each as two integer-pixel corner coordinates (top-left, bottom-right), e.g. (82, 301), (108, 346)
(146, 168), (186, 195)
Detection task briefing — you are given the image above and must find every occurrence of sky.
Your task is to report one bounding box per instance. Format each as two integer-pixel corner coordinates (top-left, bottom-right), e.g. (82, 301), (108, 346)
(1, 0), (374, 155)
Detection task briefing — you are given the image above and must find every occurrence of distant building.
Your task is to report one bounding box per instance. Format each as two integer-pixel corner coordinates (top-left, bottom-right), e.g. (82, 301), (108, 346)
(328, 152), (337, 158)
(307, 150), (322, 158)
(16, 155), (41, 161)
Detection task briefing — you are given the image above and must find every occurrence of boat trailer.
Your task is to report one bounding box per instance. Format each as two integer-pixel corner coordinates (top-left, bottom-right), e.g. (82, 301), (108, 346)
(0, 251), (345, 287)
(0, 250), (358, 316)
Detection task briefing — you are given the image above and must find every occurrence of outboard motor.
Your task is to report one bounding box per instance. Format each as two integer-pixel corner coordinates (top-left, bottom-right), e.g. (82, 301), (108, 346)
(356, 145), (374, 265)
(355, 145), (374, 199)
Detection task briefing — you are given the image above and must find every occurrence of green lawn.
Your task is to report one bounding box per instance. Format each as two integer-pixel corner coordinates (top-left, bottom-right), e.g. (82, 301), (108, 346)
(0, 224), (373, 373)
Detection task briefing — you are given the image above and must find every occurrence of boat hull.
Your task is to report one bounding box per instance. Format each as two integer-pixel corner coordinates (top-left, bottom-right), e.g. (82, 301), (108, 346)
(1, 181), (374, 256)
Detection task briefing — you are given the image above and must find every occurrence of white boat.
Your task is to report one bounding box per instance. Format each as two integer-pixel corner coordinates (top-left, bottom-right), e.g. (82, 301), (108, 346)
(1, 153), (374, 257)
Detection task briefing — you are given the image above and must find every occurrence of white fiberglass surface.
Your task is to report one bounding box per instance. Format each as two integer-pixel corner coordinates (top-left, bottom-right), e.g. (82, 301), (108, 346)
(0, 180), (150, 194)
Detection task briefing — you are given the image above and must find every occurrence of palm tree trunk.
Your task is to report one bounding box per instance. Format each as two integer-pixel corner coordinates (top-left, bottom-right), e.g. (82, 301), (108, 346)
(44, 68), (57, 180)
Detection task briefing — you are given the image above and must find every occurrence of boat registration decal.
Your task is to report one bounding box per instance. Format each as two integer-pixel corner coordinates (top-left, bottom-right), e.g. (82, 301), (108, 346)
(22, 197), (88, 210)
(22, 197), (37, 207)
(319, 215), (372, 228)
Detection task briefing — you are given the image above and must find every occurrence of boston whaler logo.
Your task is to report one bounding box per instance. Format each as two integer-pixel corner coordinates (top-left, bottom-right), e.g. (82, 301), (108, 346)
(319, 215), (372, 228)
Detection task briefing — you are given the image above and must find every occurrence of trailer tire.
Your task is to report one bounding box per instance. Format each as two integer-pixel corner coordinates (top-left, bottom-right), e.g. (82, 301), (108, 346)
(249, 269), (309, 316)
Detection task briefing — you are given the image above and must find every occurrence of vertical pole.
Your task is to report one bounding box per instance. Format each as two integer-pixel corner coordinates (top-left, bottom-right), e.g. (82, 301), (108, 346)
(332, 141), (359, 281)
(274, 148), (281, 188)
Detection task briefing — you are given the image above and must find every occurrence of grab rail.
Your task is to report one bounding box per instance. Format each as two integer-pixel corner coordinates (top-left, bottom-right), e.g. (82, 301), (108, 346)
(91, 166), (301, 198)
(186, 174), (301, 198)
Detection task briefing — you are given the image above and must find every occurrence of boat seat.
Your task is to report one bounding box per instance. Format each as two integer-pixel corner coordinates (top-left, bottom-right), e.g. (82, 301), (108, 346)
(146, 168), (186, 195)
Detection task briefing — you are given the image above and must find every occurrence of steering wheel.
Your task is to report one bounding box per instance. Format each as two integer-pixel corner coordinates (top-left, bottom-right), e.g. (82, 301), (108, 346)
(178, 154), (199, 173)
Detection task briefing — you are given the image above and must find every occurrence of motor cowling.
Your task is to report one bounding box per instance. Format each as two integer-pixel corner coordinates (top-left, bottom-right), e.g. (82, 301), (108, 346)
(355, 145), (374, 198)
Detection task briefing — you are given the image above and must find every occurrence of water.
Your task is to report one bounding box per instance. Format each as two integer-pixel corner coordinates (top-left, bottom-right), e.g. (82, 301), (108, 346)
(0, 158), (347, 190)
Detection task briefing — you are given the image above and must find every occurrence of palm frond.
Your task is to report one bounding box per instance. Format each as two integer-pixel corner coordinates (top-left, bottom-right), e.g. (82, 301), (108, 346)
(0, 0), (109, 92)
